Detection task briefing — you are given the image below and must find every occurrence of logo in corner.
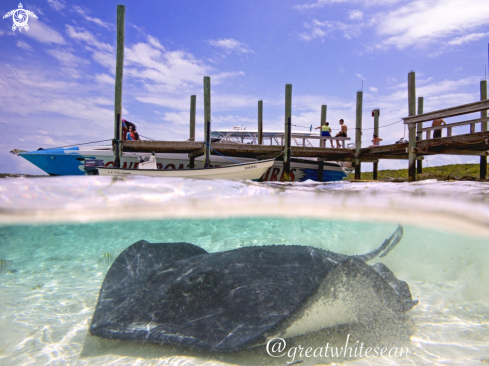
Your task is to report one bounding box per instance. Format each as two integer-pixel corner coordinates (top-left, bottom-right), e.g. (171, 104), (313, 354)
(3, 3), (38, 32)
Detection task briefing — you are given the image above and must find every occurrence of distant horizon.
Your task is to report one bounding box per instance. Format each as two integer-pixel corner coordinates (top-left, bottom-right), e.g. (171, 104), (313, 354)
(1, 0), (489, 174)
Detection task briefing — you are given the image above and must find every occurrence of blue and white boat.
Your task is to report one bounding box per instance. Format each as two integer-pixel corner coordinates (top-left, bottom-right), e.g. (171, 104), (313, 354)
(12, 128), (348, 182)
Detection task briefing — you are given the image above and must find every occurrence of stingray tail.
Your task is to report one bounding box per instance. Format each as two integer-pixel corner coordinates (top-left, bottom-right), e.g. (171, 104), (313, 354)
(354, 225), (403, 262)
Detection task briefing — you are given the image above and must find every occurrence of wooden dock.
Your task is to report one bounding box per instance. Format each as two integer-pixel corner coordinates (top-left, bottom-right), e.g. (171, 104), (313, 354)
(121, 95), (489, 181)
(109, 9), (489, 182)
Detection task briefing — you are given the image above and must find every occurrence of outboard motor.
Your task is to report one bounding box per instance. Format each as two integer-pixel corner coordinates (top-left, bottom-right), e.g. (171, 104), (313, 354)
(138, 152), (157, 170)
(84, 159), (105, 175)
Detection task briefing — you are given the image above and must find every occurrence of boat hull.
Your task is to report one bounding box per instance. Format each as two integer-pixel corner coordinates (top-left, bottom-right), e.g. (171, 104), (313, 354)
(17, 146), (347, 182)
(97, 160), (275, 180)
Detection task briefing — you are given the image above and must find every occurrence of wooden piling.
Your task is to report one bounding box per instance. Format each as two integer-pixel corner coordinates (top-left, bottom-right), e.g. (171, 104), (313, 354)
(204, 77), (211, 168)
(258, 100), (263, 145)
(113, 5), (125, 168)
(320, 105), (327, 148)
(189, 95), (196, 168)
(317, 159), (324, 182)
(480, 80), (487, 179)
(372, 109), (379, 180)
(284, 84), (292, 181)
(416, 96), (424, 174)
(408, 71), (417, 182)
(354, 91), (363, 180)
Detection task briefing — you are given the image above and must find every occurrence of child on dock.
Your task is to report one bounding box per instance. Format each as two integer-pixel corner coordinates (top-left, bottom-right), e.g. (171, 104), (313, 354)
(370, 134), (383, 147)
(315, 122), (334, 147)
(432, 118), (446, 138)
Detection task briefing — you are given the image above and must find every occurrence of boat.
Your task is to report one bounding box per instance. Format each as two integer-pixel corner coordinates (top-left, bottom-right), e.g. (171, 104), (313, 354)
(95, 156), (275, 180)
(11, 126), (348, 182)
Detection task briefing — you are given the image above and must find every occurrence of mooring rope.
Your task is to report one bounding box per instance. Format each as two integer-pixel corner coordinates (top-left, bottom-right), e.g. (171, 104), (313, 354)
(37, 139), (113, 150)
(203, 143), (243, 164)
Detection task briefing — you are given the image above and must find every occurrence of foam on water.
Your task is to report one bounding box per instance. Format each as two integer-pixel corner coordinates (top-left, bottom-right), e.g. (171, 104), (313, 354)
(0, 176), (489, 365)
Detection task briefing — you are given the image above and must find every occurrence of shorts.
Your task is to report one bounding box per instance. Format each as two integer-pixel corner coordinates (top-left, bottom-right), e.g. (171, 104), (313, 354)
(336, 132), (347, 137)
(321, 131), (331, 137)
(433, 129), (441, 138)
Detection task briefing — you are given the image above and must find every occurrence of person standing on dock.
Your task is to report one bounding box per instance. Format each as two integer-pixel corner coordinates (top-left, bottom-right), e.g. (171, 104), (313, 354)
(335, 119), (347, 148)
(432, 118), (446, 138)
(370, 134), (383, 147)
(315, 122), (334, 147)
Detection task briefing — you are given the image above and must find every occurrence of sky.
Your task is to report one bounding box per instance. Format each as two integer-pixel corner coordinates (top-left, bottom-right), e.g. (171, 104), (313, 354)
(1, 0), (489, 175)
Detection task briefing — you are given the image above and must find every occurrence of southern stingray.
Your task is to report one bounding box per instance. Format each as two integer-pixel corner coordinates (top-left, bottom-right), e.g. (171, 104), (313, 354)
(89, 225), (417, 352)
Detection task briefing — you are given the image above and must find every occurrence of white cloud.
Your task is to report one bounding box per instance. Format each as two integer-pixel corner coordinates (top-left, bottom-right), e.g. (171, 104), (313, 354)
(376, 0), (489, 49)
(94, 74), (114, 84)
(370, 87), (378, 92)
(356, 74), (364, 79)
(294, 0), (400, 10)
(24, 19), (65, 44)
(65, 25), (113, 51)
(300, 19), (362, 41)
(72, 6), (112, 29)
(147, 35), (165, 50)
(294, 0), (348, 10)
(207, 38), (254, 54)
(448, 32), (489, 46)
(65, 25), (114, 70)
(46, 49), (87, 67)
(349, 10), (363, 20)
(162, 111), (191, 125)
(47, 0), (66, 11)
(17, 41), (33, 51)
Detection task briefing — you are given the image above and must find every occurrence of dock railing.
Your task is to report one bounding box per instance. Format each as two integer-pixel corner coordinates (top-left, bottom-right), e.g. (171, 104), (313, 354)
(402, 98), (489, 181)
(402, 99), (489, 139)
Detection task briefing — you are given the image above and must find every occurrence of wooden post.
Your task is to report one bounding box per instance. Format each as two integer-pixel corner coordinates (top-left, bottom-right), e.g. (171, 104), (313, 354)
(204, 121), (211, 168)
(189, 95), (196, 168)
(372, 109), (379, 180)
(408, 71), (417, 182)
(284, 84), (292, 181)
(203, 76), (211, 168)
(480, 80), (487, 179)
(317, 159), (324, 182)
(354, 91), (363, 180)
(113, 5), (125, 168)
(320, 105), (327, 148)
(258, 100), (263, 145)
(417, 96), (424, 174)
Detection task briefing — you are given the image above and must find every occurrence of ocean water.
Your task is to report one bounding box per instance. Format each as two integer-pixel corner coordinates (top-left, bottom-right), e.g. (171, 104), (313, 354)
(0, 177), (489, 365)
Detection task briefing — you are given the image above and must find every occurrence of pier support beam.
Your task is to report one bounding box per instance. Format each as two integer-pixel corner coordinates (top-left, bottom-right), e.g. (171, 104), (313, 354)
(354, 91), (363, 180)
(416, 96), (424, 174)
(258, 100), (263, 145)
(408, 71), (417, 182)
(317, 159), (324, 182)
(189, 95), (196, 168)
(284, 84), (292, 181)
(480, 80), (487, 179)
(204, 76), (211, 168)
(372, 109), (379, 180)
(320, 105), (327, 148)
(113, 5), (125, 168)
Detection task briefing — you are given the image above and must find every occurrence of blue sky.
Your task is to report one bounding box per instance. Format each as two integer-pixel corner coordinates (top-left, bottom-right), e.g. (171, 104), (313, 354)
(1, 0), (489, 174)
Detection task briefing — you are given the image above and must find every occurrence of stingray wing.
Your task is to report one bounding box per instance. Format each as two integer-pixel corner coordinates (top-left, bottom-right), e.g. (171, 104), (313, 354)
(90, 244), (337, 351)
(3, 10), (15, 19)
(90, 240), (208, 336)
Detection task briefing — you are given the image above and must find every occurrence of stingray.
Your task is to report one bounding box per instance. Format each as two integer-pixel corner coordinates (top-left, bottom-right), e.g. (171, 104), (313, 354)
(89, 225), (417, 352)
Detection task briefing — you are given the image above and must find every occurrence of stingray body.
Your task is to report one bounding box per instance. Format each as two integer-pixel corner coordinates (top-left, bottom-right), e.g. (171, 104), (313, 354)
(90, 226), (417, 352)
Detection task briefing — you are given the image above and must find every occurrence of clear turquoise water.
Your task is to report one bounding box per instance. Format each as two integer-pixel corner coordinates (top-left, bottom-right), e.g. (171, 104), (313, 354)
(1, 218), (489, 365)
(1, 177), (489, 365)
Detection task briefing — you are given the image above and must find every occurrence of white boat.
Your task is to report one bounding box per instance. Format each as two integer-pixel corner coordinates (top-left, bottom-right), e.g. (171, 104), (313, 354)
(97, 158), (275, 180)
